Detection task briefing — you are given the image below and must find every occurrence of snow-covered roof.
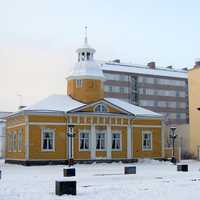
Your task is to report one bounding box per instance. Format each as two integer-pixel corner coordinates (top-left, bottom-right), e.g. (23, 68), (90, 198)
(22, 95), (85, 113)
(66, 61), (105, 81)
(105, 98), (162, 118)
(7, 95), (161, 119)
(101, 62), (187, 79)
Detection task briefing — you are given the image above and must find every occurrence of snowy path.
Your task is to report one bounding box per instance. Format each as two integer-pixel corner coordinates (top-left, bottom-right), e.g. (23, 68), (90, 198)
(0, 159), (200, 200)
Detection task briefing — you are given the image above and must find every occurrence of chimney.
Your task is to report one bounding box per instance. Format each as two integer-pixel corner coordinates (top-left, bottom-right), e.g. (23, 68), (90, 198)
(112, 59), (120, 63)
(167, 66), (173, 69)
(182, 67), (188, 71)
(194, 58), (200, 68)
(18, 105), (26, 110)
(147, 61), (156, 69)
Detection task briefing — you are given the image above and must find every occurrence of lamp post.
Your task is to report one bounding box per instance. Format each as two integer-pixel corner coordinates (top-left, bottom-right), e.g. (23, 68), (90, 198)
(170, 126), (177, 164)
(67, 124), (75, 167)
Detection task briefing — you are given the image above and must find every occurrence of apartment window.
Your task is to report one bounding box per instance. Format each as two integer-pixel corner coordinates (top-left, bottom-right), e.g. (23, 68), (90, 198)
(96, 133), (105, 150)
(76, 79), (82, 88)
(112, 133), (121, 150)
(18, 129), (22, 152)
(179, 102), (186, 109)
(139, 88), (144, 95)
(145, 89), (155, 95)
(79, 132), (89, 150)
(41, 128), (55, 151)
(120, 87), (124, 93)
(94, 104), (108, 112)
(142, 131), (152, 151)
(139, 100), (154, 107)
(145, 77), (154, 84)
(158, 101), (167, 107)
(167, 101), (176, 108)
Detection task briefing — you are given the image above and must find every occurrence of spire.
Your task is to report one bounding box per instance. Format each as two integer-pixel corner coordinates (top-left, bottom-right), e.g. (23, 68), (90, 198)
(84, 26), (88, 45)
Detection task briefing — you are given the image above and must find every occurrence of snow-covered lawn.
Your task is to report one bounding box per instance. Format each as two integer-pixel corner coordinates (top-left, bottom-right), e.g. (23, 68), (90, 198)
(0, 159), (200, 200)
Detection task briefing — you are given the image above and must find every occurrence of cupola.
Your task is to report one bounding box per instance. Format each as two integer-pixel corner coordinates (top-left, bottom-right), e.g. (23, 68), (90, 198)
(66, 27), (105, 103)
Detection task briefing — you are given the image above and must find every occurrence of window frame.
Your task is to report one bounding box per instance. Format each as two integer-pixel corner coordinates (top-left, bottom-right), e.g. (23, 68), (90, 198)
(76, 79), (83, 88)
(41, 128), (55, 152)
(7, 132), (12, 152)
(96, 132), (106, 151)
(142, 130), (152, 151)
(12, 132), (17, 152)
(79, 130), (90, 151)
(18, 128), (23, 152)
(112, 131), (122, 151)
(94, 104), (108, 113)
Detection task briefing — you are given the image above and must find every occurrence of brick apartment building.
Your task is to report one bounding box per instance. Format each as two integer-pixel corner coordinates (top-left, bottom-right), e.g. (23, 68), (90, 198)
(101, 60), (188, 125)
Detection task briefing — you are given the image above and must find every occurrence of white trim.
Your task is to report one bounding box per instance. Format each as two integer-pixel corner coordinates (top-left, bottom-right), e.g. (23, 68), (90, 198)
(41, 128), (55, 152)
(12, 131), (17, 152)
(29, 122), (66, 126)
(91, 125), (96, 159)
(106, 125), (112, 158)
(111, 130), (122, 151)
(79, 130), (90, 151)
(142, 130), (153, 151)
(7, 123), (26, 129)
(132, 125), (161, 128)
(17, 128), (23, 152)
(127, 125), (132, 158)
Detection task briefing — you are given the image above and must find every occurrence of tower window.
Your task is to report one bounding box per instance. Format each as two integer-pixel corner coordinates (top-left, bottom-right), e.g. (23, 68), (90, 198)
(87, 52), (90, 60)
(81, 52), (85, 61)
(76, 79), (82, 88)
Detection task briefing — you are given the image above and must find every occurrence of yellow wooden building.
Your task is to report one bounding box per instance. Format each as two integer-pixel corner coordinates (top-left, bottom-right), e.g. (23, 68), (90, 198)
(5, 34), (164, 165)
(188, 61), (200, 159)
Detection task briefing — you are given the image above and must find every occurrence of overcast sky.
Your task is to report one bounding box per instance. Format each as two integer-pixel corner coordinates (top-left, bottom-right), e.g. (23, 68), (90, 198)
(0, 0), (199, 111)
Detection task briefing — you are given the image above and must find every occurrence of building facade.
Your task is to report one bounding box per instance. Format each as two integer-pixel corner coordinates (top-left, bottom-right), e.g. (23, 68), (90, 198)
(188, 60), (200, 158)
(101, 61), (188, 125)
(5, 35), (165, 165)
(0, 112), (12, 158)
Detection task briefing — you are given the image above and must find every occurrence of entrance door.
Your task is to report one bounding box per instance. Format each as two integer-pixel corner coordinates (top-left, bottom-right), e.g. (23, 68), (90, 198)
(96, 132), (107, 159)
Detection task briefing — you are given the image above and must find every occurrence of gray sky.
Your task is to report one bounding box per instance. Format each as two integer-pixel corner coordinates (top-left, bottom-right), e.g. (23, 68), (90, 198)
(0, 0), (199, 111)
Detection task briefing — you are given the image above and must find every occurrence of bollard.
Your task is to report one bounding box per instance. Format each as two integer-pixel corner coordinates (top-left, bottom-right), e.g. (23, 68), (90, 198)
(63, 168), (76, 177)
(56, 180), (76, 196)
(177, 164), (188, 172)
(124, 166), (136, 174)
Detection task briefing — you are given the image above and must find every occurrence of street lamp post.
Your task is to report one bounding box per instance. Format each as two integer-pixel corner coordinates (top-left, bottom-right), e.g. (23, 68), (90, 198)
(67, 124), (75, 167)
(170, 126), (177, 164)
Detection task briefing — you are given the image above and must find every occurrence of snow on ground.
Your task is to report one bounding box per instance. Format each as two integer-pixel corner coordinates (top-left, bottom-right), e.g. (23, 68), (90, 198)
(0, 159), (200, 200)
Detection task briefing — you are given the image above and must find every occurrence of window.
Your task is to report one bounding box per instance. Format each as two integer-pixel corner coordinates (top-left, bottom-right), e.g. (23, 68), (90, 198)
(12, 132), (17, 152)
(18, 129), (22, 152)
(41, 128), (55, 151)
(142, 131), (152, 151)
(79, 132), (90, 150)
(94, 104), (108, 112)
(76, 79), (82, 88)
(139, 100), (154, 107)
(86, 52), (90, 60)
(96, 133), (105, 150)
(8, 133), (12, 152)
(112, 133), (121, 150)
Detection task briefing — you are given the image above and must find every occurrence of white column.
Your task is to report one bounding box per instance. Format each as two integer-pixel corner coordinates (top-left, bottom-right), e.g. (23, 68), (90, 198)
(107, 125), (112, 159)
(91, 125), (96, 159)
(127, 125), (132, 159)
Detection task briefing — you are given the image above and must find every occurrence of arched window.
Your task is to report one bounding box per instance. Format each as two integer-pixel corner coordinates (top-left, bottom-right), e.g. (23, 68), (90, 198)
(94, 104), (108, 112)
